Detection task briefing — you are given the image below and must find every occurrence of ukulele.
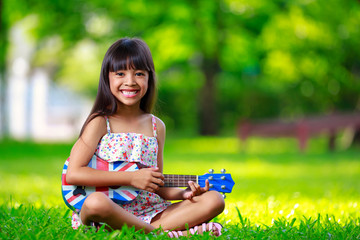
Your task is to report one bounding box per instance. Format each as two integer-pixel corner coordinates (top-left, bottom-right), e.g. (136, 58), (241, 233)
(61, 154), (235, 211)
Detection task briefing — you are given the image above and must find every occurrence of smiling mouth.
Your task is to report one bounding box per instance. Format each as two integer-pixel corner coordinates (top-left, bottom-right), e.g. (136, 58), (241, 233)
(121, 90), (139, 97)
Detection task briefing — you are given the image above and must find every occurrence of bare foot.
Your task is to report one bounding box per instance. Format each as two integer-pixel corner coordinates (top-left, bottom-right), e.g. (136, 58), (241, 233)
(166, 222), (223, 238)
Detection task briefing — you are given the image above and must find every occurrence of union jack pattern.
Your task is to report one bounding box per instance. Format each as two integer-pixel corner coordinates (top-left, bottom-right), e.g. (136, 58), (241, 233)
(61, 154), (140, 211)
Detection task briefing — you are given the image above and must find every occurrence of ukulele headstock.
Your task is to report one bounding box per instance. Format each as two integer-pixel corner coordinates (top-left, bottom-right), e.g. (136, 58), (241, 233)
(198, 169), (235, 198)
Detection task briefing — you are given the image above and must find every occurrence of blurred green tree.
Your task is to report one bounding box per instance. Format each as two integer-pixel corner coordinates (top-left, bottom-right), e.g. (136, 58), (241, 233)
(1, 0), (360, 136)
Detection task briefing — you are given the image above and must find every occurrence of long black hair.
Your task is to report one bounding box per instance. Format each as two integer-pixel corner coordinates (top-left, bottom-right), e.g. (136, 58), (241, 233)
(80, 38), (157, 136)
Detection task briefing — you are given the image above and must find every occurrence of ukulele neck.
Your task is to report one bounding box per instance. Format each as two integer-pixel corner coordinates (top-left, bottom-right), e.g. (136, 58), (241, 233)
(163, 174), (197, 187)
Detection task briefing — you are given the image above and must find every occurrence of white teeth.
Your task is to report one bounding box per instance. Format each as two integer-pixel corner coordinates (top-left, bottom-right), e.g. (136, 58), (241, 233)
(122, 91), (137, 95)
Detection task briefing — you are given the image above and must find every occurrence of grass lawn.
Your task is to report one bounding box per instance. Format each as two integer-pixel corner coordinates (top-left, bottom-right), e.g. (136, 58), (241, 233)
(0, 136), (360, 239)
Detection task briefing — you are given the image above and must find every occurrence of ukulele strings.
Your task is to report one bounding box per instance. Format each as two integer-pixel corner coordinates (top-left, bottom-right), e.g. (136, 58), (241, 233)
(163, 175), (197, 187)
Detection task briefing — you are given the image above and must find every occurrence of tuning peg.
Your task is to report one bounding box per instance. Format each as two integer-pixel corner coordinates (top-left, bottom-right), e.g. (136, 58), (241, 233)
(222, 193), (226, 199)
(221, 185), (226, 190)
(209, 169), (214, 174)
(208, 176), (213, 180)
(221, 176), (226, 180)
(221, 169), (226, 174)
(209, 184), (214, 188)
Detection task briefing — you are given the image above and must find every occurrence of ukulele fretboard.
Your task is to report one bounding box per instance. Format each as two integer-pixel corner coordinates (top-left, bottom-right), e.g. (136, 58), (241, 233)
(164, 174), (197, 187)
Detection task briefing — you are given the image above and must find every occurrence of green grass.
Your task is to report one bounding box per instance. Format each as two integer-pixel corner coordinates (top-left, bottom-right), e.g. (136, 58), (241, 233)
(1, 137), (360, 239)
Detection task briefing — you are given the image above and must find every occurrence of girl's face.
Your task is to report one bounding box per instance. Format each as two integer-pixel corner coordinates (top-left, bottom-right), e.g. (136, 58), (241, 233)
(109, 68), (149, 108)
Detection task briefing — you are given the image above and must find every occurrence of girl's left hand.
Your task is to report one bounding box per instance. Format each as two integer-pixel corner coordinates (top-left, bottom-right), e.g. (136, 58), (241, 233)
(183, 179), (210, 200)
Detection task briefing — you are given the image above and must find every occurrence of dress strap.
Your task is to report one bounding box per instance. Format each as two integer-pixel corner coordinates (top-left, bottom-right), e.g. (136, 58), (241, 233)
(151, 115), (157, 138)
(104, 116), (111, 134)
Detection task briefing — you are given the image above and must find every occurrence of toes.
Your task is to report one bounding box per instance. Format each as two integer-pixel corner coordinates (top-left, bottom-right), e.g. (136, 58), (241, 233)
(187, 222), (223, 236)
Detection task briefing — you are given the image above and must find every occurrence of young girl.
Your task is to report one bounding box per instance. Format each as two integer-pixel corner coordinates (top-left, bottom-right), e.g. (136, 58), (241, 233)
(65, 37), (225, 237)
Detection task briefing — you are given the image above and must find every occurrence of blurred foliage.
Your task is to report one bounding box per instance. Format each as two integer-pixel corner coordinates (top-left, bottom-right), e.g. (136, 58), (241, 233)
(1, 0), (360, 135)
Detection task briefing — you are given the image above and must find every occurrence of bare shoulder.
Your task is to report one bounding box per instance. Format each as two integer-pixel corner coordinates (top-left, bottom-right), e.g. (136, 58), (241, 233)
(87, 115), (107, 130)
(152, 115), (166, 132)
(81, 115), (107, 140)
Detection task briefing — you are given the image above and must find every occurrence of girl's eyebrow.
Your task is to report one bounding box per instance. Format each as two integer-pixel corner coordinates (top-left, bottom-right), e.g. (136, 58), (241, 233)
(112, 69), (147, 73)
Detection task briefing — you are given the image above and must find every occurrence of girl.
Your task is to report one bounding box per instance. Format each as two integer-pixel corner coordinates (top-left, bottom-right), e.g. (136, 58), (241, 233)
(66, 37), (225, 237)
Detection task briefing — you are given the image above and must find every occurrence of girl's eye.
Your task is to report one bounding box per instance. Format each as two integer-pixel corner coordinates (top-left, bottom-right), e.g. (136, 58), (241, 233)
(116, 72), (125, 76)
(135, 72), (145, 76)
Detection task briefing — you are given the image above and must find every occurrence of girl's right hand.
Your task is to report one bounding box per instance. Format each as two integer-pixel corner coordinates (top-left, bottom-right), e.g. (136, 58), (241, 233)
(130, 168), (164, 192)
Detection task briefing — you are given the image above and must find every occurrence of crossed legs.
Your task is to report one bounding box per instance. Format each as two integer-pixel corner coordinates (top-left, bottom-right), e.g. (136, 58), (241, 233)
(80, 191), (225, 234)
(80, 192), (155, 233)
(151, 191), (225, 231)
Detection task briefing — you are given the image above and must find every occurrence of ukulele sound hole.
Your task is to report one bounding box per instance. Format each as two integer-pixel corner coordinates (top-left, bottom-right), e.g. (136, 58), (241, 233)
(73, 186), (86, 196)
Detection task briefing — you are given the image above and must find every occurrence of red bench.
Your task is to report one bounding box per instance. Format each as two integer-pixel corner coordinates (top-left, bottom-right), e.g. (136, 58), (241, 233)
(237, 112), (360, 151)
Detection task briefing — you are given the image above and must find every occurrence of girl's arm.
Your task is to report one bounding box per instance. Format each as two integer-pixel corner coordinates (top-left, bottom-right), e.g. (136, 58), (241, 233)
(154, 116), (209, 200)
(66, 116), (163, 192)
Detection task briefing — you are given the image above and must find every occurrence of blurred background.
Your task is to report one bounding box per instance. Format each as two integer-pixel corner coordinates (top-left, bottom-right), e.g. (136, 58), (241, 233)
(1, 2), (360, 236)
(0, 0), (360, 142)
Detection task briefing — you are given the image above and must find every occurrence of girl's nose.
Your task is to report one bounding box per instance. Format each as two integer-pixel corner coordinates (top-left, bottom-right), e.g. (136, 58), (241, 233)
(124, 74), (136, 86)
